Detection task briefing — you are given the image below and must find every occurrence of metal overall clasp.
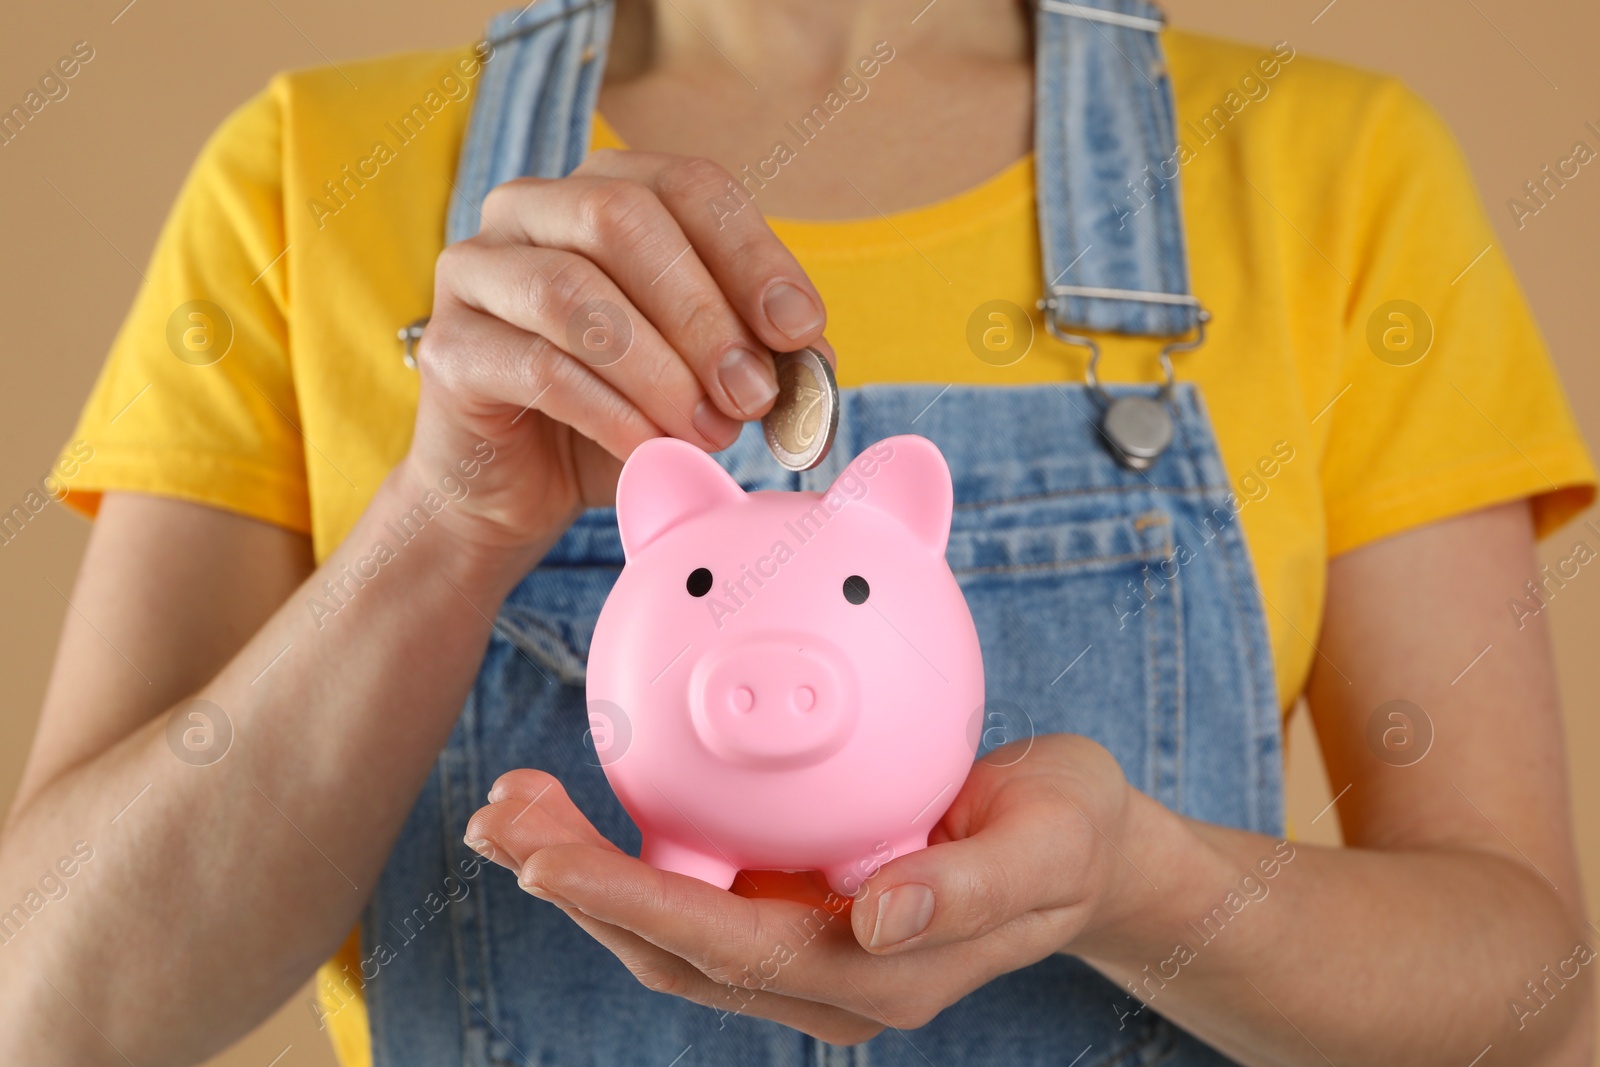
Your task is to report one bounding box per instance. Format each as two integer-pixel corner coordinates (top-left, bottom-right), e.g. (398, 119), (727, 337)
(1039, 297), (1212, 472)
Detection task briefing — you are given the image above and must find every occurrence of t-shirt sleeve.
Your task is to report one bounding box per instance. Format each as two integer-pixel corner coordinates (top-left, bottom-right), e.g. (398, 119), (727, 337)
(54, 81), (311, 533)
(1319, 81), (1594, 556)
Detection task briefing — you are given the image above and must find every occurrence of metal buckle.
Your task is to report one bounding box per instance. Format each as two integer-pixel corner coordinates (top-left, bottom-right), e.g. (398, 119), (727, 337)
(1038, 301), (1212, 472)
(398, 317), (429, 370)
(1035, 0), (1166, 33)
(1038, 299), (1211, 407)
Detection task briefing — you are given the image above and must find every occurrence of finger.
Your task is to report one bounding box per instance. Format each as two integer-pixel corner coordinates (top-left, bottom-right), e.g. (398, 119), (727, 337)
(531, 844), (1036, 1030)
(485, 767), (561, 804)
(851, 789), (1095, 954)
(463, 773), (620, 872)
(437, 238), (741, 449)
(559, 905), (884, 1044)
(491, 771), (618, 850)
(530, 843), (1046, 1029)
(523, 842), (813, 959)
(522, 842), (880, 1002)
(522, 841), (782, 961)
(807, 335), (839, 370)
(576, 150), (828, 352)
(416, 303), (662, 461)
(482, 171), (785, 421)
(462, 797), (586, 873)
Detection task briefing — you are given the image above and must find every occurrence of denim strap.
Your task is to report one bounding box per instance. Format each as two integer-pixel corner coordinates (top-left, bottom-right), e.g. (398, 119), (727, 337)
(1035, 0), (1201, 337)
(451, 0), (1201, 338)
(445, 0), (615, 246)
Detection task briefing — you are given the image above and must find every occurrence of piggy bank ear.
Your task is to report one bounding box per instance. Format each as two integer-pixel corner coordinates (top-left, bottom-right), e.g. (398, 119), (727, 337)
(616, 438), (745, 558)
(835, 435), (953, 555)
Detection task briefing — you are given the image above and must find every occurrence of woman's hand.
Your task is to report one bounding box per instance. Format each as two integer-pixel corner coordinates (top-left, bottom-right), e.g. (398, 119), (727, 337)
(405, 149), (830, 576)
(458, 504), (1595, 1066)
(462, 734), (1141, 1043)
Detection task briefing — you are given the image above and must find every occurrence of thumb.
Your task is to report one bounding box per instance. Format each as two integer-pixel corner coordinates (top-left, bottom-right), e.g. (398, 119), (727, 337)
(851, 793), (1091, 955)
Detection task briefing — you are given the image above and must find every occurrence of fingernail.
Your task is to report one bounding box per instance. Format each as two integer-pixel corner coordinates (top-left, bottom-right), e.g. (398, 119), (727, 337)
(870, 884), (935, 949)
(518, 872), (573, 908)
(763, 282), (824, 340)
(465, 837), (494, 859)
(487, 779), (512, 804)
(692, 396), (740, 447)
(718, 348), (778, 416)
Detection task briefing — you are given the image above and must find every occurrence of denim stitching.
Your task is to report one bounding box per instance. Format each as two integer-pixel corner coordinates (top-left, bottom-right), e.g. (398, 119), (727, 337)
(951, 483), (1228, 511)
(951, 547), (1168, 576)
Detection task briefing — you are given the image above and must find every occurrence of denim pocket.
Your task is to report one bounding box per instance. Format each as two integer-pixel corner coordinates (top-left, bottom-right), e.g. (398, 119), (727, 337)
(492, 563), (616, 687)
(948, 503), (1185, 807)
(489, 505), (627, 685)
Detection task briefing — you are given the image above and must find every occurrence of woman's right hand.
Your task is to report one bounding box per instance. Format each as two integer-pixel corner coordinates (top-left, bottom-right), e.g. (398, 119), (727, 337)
(404, 149), (830, 574)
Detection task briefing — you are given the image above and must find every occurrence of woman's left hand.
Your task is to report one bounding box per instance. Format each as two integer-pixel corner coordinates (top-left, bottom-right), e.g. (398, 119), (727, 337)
(463, 733), (1143, 1044)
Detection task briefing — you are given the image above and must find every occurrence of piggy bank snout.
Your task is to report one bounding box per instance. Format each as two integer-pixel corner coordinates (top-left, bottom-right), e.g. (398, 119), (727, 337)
(690, 636), (859, 769)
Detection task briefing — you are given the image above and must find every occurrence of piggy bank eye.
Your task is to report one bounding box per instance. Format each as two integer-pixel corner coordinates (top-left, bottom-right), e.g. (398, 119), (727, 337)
(686, 568), (713, 597)
(842, 575), (870, 605)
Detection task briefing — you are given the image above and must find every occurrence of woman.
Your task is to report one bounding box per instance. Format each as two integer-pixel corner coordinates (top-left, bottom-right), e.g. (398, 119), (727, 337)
(2, 0), (1594, 1063)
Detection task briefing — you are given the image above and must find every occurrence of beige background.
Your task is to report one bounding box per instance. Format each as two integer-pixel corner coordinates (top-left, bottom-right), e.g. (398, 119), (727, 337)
(1, 1), (1595, 1064)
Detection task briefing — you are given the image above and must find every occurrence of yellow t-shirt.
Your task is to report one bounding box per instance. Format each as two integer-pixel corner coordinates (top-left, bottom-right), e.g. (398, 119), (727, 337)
(55, 33), (1594, 1067)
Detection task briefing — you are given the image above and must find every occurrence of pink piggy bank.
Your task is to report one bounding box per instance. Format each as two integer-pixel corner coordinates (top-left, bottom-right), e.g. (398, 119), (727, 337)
(586, 434), (984, 897)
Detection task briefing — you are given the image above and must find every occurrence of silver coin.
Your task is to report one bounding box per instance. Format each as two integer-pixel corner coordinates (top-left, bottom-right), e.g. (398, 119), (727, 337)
(761, 347), (839, 471)
(1101, 395), (1173, 472)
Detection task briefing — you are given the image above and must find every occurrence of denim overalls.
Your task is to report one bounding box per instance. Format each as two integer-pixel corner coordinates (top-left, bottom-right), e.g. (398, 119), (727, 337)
(363, 0), (1284, 1063)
